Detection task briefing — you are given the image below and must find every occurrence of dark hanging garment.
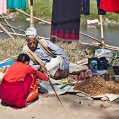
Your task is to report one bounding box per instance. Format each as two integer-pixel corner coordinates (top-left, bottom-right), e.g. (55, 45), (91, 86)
(100, 0), (119, 13)
(81, 0), (90, 15)
(50, 0), (81, 41)
(97, 0), (106, 15)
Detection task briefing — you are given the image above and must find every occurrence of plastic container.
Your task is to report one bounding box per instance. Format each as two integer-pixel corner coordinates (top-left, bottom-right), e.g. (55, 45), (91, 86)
(107, 67), (114, 76)
(90, 60), (97, 73)
(104, 73), (110, 81)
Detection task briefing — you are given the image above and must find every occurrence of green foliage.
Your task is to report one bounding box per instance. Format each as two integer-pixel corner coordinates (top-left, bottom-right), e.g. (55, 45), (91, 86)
(106, 12), (119, 22)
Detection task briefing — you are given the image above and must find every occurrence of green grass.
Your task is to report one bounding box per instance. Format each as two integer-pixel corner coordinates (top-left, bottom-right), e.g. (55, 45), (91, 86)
(16, 0), (119, 22)
(17, 0), (52, 21)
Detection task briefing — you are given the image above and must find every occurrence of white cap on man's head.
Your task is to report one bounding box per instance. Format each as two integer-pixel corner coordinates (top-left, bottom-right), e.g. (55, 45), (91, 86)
(25, 27), (37, 38)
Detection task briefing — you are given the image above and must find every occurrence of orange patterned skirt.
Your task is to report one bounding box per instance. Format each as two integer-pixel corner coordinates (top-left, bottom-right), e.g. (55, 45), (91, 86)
(25, 74), (38, 103)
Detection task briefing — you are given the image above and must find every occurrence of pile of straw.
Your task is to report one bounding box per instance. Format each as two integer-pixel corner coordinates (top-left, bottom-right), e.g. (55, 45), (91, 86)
(0, 39), (95, 62)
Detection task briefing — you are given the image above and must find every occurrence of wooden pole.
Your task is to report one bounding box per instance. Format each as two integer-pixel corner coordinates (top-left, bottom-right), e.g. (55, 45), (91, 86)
(27, 0), (30, 9)
(1, 22), (25, 32)
(2, 21), (119, 51)
(79, 32), (101, 43)
(48, 78), (68, 113)
(27, 51), (68, 113)
(15, 9), (51, 25)
(1, 24), (119, 52)
(0, 15), (20, 40)
(0, 30), (25, 36)
(0, 23), (16, 40)
(30, 0), (34, 27)
(0, 24), (50, 39)
(1, 12), (119, 52)
(100, 15), (104, 40)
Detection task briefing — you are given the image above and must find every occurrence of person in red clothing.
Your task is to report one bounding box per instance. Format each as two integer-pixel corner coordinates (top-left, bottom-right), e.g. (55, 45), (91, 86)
(0, 54), (48, 108)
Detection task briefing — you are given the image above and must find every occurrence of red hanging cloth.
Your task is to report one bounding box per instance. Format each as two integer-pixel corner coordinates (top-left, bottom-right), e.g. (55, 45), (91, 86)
(100, 0), (119, 13)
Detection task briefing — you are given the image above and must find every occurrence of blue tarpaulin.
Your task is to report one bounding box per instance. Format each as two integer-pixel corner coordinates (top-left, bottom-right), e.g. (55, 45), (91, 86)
(0, 60), (16, 67)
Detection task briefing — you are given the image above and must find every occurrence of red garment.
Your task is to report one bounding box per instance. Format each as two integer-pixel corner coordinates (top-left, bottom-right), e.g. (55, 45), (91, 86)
(25, 74), (39, 103)
(100, 0), (119, 13)
(0, 75), (32, 108)
(3, 62), (48, 82)
(0, 62), (48, 108)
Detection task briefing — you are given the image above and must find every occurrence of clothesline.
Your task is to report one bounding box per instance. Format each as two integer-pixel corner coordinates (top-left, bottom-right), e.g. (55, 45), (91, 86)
(1, 0), (119, 15)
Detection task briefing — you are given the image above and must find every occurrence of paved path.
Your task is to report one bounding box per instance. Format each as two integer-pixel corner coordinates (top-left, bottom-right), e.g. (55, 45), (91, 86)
(0, 94), (119, 119)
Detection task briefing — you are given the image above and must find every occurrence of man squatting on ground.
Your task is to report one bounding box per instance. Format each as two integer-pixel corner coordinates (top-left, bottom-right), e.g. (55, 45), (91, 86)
(21, 27), (70, 80)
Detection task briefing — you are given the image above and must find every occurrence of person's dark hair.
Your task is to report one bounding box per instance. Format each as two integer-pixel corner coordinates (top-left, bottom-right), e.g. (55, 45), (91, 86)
(17, 54), (30, 63)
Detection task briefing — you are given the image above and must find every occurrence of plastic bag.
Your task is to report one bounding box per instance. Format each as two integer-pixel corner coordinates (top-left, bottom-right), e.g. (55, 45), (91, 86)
(110, 52), (119, 66)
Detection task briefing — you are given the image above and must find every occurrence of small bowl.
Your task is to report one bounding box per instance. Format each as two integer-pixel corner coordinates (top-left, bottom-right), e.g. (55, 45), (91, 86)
(113, 66), (119, 75)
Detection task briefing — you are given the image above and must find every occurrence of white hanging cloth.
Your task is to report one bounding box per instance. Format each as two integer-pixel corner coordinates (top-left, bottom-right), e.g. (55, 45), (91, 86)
(0, 0), (7, 15)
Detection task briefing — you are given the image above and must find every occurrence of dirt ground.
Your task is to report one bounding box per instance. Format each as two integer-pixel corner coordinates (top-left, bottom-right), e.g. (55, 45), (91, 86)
(0, 93), (119, 119)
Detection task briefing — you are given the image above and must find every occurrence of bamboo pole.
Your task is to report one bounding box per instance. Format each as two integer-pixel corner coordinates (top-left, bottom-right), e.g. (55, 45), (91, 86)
(81, 42), (97, 46)
(1, 22), (25, 32)
(1, 23), (118, 51)
(27, 50), (68, 113)
(28, 0), (67, 111)
(14, 7), (119, 51)
(84, 42), (119, 51)
(80, 32), (105, 48)
(0, 30), (25, 36)
(14, 9), (105, 44)
(100, 15), (104, 40)
(0, 28), (50, 40)
(7, 32), (25, 36)
(0, 23), (16, 40)
(79, 32), (101, 43)
(30, 0), (34, 27)
(27, 0), (30, 9)
(15, 9), (51, 25)
(4, 19), (21, 39)
(90, 42), (119, 51)
(48, 78), (68, 113)
(1, 21), (119, 51)
(1, 13), (119, 51)
(0, 15), (21, 39)
(15, 8), (101, 42)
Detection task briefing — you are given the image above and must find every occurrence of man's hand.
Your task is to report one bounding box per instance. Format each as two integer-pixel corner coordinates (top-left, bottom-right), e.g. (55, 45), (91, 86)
(40, 65), (47, 73)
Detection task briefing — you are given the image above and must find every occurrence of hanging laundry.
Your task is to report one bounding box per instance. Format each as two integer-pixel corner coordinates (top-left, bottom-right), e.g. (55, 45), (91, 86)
(0, 0), (7, 15)
(100, 0), (119, 13)
(7, 0), (26, 11)
(81, 0), (90, 15)
(96, 0), (106, 15)
(50, 0), (81, 41)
